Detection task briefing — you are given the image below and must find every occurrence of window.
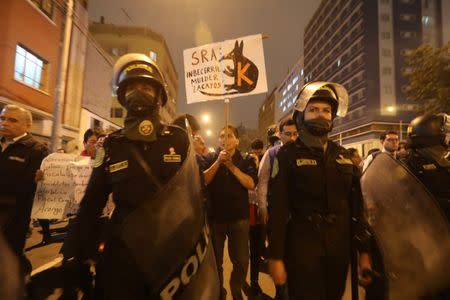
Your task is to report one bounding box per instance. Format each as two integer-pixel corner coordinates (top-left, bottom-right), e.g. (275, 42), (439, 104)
(380, 14), (390, 22)
(401, 49), (413, 56)
(14, 45), (48, 90)
(400, 14), (416, 22)
(149, 50), (157, 61)
(31, 0), (53, 18)
(382, 67), (392, 75)
(111, 107), (124, 118)
(381, 48), (392, 56)
(381, 32), (391, 39)
(422, 16), (432, 26)
(384, 85), (393, 94)
(400, 31), (417, 39)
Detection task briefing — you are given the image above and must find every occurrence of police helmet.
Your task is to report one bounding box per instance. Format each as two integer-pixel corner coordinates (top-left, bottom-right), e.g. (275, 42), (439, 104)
(112, 53), (168, 107)
(292, 81), (349, 129)
(407, 113), (450, 148)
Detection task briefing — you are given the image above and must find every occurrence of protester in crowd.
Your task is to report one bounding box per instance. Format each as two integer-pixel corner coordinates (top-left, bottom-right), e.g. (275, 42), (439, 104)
(397, 141), (408, 159)
(256, 118), (298, 299)
(362, 131), (399, 171)
(0, 104), (48, 277)
(80, 128), (99, 158)
(268, 82), (372, 299)
(348, 147), (363, 171)
(202, 125), (258, 300)
(247, 138), (265, 295)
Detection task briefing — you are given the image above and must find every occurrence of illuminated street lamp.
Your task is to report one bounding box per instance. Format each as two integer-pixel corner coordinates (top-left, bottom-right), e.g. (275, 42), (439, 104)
(201, 114), (210, 124)
(386, 106), (396, 113)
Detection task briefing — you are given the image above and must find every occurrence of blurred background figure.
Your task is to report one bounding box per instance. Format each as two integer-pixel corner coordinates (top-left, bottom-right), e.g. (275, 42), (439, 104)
(397, 141), (408, 159)
(80, 128), (100, 158)
(348, 148), (363, 171)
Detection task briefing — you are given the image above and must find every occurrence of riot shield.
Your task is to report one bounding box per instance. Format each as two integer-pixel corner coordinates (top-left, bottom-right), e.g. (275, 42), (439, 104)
(118, 131), (220, 300)
(361, 153), (450, 299)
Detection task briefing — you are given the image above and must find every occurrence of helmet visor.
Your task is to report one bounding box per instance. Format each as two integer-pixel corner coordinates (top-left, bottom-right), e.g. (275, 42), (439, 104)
(293, 81), (349, 117)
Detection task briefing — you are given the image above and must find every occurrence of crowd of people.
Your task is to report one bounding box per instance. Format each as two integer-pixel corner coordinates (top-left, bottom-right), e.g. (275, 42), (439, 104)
(0, 52), (448, 300)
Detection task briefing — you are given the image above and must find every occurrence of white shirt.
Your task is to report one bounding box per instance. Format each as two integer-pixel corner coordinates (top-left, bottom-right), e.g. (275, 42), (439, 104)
(362, 148), (396, 172)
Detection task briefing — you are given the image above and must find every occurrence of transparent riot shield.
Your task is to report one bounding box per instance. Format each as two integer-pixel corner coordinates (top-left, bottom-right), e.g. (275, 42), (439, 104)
(118, 130), (219, 300)
(361, 153), (450, 299)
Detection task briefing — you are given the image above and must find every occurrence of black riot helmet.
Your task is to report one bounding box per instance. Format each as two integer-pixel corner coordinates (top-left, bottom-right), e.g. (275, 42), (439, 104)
(292, 81), (349, 130)
(112, 53), (168, 108)
(407, 113), (450, 148)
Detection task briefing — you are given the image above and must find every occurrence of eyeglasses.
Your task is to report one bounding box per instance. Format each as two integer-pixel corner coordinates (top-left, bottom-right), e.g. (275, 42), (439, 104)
(282, 131), (298, 137)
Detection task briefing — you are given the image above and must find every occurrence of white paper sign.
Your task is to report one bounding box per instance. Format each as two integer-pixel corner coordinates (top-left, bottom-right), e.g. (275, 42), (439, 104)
(183, 34), (268, 103)
(31, 153), (93, 219)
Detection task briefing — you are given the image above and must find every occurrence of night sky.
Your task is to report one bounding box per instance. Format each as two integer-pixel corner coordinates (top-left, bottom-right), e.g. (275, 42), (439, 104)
(88, 0), (320, 139)
(89, 0), (450, 142)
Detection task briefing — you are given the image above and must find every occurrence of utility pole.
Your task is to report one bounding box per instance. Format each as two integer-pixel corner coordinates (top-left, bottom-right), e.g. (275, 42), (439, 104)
(50, 0), (74, 152)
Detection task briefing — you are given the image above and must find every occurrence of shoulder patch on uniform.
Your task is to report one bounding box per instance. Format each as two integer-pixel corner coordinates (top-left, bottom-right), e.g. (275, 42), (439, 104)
(422, 163), (437, 170)
(109, 160), (128, 173)
(296, 158), (317, 166)
(271, 157), (279, 178)
(93, 147), (105, 168)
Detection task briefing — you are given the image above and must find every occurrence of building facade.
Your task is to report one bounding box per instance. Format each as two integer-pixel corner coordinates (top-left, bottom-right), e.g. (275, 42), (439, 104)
(89, 23), (178, 126)
(0, 0), (64, 142)
(258, 88), (276, 138)
(274, 56), (305, 123)
(303, 0), (443, 155)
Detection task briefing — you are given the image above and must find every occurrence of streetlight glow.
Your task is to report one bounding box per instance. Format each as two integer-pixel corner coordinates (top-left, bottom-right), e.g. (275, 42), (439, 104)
(201, 114), (210, 124)
(386, 106), (396, 113)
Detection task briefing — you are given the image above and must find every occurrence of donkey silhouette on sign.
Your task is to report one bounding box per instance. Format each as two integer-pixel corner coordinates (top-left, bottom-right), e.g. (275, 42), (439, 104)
(200, 40), (259, 96)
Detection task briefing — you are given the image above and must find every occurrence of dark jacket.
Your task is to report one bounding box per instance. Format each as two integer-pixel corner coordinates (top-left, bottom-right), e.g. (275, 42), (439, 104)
(268, 139), (370, 298)
(64, 125), (189, 260)
(0, 134), (48, 254)
(401, 148), (450, 220)
(202, 150), (258, 223)
(269, 139), (369, 258)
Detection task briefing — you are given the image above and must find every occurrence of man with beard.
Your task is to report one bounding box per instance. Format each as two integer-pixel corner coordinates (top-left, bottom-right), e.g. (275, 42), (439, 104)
(268, 81), (372, 299)
(63, 53), (218, 299)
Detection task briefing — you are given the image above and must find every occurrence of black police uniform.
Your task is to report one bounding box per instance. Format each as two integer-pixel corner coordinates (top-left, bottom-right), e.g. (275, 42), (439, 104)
(64, 124), (189, 299)
(269, 138), (369, 299)
(0, 134), (48, 267)
(402, 150), (450, 219)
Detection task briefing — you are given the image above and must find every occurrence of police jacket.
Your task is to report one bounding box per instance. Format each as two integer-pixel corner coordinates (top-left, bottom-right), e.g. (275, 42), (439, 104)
(0, 134), (48, 254)
(268, 138), (369, 260)
(401, 149), (450, 220)
(65, 125), (189, 259)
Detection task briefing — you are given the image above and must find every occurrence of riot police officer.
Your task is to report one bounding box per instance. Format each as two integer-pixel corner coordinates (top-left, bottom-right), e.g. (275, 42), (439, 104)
(268, 81), (372, 299)
(402, 113), (450, 298)
(64, 53), (219, 299)
(402, 113), (449, 219)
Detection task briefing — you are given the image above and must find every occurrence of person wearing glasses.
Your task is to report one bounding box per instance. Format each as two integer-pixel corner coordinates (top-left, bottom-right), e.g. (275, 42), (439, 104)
(362, 131), (399, 172)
